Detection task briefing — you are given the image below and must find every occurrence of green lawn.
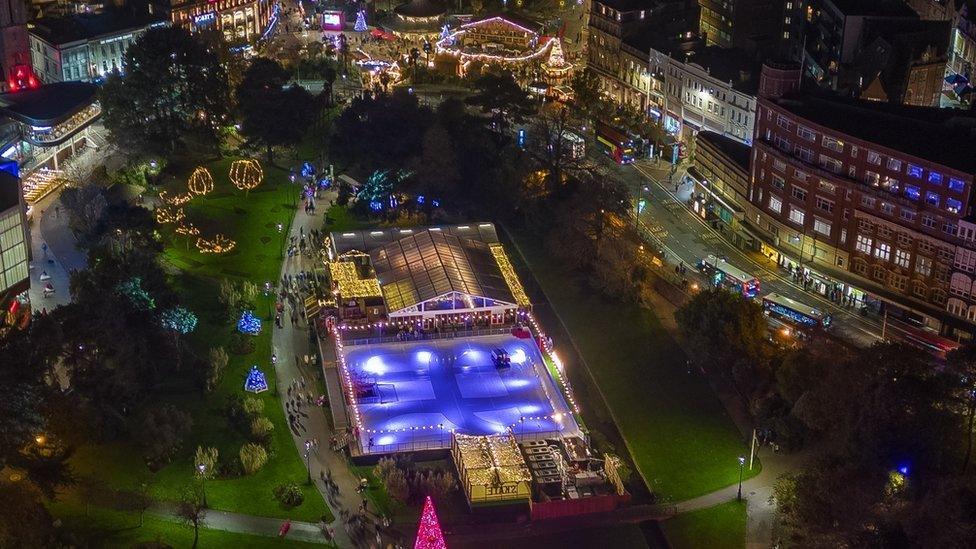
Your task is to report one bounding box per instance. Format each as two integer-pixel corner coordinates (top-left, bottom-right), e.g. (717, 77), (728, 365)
(509, 233), (758, 502)
(663, 501), (747, 549)
(49, 501), (326, 548)
(62, 157), (330, 523)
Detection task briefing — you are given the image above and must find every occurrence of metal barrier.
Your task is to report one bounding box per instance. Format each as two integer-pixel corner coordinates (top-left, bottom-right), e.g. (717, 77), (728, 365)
(341, 326), (517, 346)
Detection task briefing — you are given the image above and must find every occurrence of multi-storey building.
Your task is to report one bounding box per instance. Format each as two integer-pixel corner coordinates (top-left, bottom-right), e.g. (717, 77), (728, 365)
(690, 130), (756, 247)
(0, 0), (30, 89)
(157, 0), (275, 43)
(749, 63), (976, 334)
(0, 165), (29, 334)
(943, 1), (976, 107)
(854, 19), (950, 107)
(28, 13), (167, 83)
(698, 0), (783, 52)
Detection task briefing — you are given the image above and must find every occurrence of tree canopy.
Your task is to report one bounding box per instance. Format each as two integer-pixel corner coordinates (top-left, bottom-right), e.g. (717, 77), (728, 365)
(236, 57), (314, 162)
(100, 26), (229, 155)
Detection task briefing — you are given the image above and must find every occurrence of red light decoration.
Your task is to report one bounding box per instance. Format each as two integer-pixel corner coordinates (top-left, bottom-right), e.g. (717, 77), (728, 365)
(414, 496), (447, 549)
(8, 64), (39, 92)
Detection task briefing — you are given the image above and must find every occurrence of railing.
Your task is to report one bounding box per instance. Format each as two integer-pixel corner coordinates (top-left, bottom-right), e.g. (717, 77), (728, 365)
(341, 326), (517, 346)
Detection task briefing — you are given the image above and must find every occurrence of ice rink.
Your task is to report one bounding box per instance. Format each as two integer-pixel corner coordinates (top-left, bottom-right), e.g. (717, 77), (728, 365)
(342, 333), (580, 454)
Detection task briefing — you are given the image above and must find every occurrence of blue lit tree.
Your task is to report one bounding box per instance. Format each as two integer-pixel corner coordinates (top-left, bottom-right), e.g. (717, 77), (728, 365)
(355, 169), (411, 216)
(354, 10), (368, 32)
(117, 277), (156, 311)
(244, 366), (269, 393)
(237, 311), (262, 335)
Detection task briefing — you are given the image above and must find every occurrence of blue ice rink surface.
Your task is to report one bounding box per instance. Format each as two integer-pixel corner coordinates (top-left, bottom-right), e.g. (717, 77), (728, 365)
(343, 334), (580, 452)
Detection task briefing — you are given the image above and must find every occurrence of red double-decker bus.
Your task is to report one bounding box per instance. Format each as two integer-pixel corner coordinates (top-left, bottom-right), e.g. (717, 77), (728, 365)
(595, 121), (635, 164)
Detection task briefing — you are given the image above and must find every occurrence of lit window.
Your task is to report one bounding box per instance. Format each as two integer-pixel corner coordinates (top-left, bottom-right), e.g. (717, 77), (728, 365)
(949, 178), (965, 192)
(881, 202), (894, 215)
(867, 151), (881, 165)
(814, 218), (831, 236)
(874, 242), (891, 261)
(908, 164), (923, 178)
(905, 185), (921, 200)
(947, 198), (963, 214)
(887, 158), (902, 172)
(769, 195), (782, 213)
(865, 171), (880, 186)
(855, 235), (873, 254)
(929, 172), (943, 185)
(916, 256), (933, 277)
(789, 206), (805, 226)
(926, 191), (940, 207)
(894, 249), (910, 268)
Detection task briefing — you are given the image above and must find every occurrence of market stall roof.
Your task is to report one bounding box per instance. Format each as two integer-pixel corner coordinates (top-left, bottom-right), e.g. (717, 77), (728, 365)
(0, 82), (98, 126)
(454, 433), (531, 486)
(330, 222), (499, 256)
(393, 0), (447, 18)
(369, 228), (515, 314)
(329, 261), (382, 299)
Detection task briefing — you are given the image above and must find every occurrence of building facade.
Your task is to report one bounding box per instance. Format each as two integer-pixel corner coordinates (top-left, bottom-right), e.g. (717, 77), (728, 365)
(698, 0), (782, 51)
(748, 68), (976, 334)
(0, 166), (29, 334)
(28, 14), (167, 83)
(163, 0), (274, 43)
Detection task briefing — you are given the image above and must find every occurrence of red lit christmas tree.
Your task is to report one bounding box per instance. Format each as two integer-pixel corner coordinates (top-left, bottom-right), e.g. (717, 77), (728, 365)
(414, 496), (447, 549)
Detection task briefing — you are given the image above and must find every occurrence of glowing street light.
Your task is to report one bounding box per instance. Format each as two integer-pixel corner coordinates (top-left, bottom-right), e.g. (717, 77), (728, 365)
(737, 456), (746, 501)
(197, 463), (208, 507)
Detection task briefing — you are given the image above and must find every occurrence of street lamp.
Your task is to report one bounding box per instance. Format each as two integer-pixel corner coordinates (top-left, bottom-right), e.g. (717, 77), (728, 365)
(264, 281), (272, 320)
(737, 456), (746, 501)
(197, 463), (208, 507)
(635, 185), (649, 228)
(304, 449), (312, 485)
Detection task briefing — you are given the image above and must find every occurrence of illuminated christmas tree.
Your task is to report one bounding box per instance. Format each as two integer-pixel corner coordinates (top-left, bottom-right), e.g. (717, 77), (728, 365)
(413, 496), (446, 549)
(354, 10), (368, 32)
(547, 39), (566, 68)
(244, 366), (269, 393)
(440, 24), (451, 44)
(237, 310), (262, 335)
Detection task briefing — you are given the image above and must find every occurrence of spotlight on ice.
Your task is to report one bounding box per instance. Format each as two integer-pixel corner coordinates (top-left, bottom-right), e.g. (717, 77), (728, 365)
(416, 350), (432, 363)
(364, 356), (386, 375)
(377, 435), (396, 446)
(509, 348), (527, 365)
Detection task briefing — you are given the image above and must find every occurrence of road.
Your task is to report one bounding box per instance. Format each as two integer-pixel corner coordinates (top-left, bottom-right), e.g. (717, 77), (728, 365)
(595, 155), (888, 349)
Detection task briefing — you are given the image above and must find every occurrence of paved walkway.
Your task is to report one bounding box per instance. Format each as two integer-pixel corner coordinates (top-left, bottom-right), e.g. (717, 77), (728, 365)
(151, 504), (330, 545)
(270, 189), (407, 548)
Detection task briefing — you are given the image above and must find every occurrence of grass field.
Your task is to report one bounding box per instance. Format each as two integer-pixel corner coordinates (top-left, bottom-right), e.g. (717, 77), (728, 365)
(662, 501), (747, 549)
(62, 157), (330, 524)
(49, 502), (326, 548)
(509, 233), (758, 502)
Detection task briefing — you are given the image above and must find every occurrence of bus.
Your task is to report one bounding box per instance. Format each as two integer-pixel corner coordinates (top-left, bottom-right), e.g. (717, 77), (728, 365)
(560, 130), (585, 159)
(698, 255), (761, 298)
(762, 293), (832, 329)
(595, 121), (635, 164)
(888, 320), (960, 360)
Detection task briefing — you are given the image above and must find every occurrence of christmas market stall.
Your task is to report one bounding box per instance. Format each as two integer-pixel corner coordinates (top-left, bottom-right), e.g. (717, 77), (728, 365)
(452, 433), (532, 507)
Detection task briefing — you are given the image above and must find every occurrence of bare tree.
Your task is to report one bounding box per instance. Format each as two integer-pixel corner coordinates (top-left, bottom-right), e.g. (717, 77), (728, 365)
(176, 483), (207, 549)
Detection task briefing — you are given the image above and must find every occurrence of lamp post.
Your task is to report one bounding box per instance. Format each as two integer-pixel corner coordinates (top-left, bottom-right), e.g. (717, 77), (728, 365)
(197, 463), (208, 507)
(264, 281), (272, 320)
(636, 185), (649, 228)
(737, 456), (746, 501)
(304, 441), (312, 485)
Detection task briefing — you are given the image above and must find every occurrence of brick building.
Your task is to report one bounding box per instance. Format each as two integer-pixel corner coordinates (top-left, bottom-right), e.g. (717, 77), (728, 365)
(749, 65), (976, 334)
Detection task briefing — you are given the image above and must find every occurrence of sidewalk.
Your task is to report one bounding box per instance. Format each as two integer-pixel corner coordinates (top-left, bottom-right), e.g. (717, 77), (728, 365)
(27, 194), (87, 309)
(270, 191), (407, 548)
(151, 504), (329, 544)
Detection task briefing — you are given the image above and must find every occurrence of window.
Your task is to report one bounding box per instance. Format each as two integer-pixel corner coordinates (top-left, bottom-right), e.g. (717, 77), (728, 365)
(851, 145), (859, 158)
(874, 242), (891, 261)
(944, 221), (957, 235)
(900, 209), (917, 223)
(947, 198), (963, 214)
(955, 248), (976, 273)
(878, 225), (892, 239)
(818, 180), (836, 194)
(865, 171), (880, 186)
(841, 228), (847, 244)
(881, 202), (895, 215)
(777, 115), (791, 130)
(922, 214), (937, 229)
(929, 172), (943, 185)
(890, 274), (908, 292)
(861, 195), (876, 208)
(905, 185), (921, 200)
(894, 249), (911, 268)
(797, 125), (816, 141)
(908, 164), (923, 178)
(773, 159), (787, 172)
(867, 150), (881, 165)
(772, 174), (785, 190)
(789, 206), (805, 226)
(949, 178), (965, 193)
(792, 187), (807, 201)
(814, 218), (831, 236)
(819, 155), (842, 173)
(926, 191), (940, 207)
(856, 235), (873, 254)
(794, 169), (808, 182)
(882, 176), (900, 193)
(816, 196), (834, 213)
(849, 165), (857, 178)
(916, 256), (933, 277)
(887, 158), (902, 172)
(796, 147), (814, 163)
(822, 135), (843, 152)
(769, 195), (783, 213)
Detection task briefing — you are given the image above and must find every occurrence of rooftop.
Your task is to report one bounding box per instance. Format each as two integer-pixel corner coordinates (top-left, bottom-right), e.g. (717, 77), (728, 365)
(0, 82), (99, 126)
(393, 0), (446, 18)
(592, 0), (671, 12)
(771, 92), (976, 173)
(369, 229), (516, 314)
(330, 223), (500, 256)
(826, 0), (919, 17)
(28, 11), (165, 45)
(697, 131), (751, 172)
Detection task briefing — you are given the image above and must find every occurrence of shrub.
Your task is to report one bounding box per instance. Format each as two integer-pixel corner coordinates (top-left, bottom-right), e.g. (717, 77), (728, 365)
(242, 396), (264, 417)
(373, 457), (397, 483)
(385, 467), (409, 503)
(205, 347), (229, 393)
(240, 443), (268, 475)
(249, 416), (274, 443)
(229, 331), (256, 355)
(194, 446), (218, 479)
(218, 279), (240, 318)
(273, 482), (305, 507)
